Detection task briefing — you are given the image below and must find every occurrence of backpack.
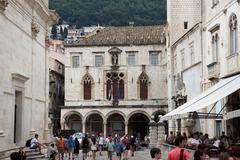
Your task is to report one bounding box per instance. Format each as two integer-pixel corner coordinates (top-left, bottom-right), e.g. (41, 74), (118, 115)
(25, 138), (32, 147)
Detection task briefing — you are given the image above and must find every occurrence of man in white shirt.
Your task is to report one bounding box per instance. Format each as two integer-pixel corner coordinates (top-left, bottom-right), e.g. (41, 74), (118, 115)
(30, 134), (41, 153)
(191, 133), (200, 149)
(98, 133), (104, 156)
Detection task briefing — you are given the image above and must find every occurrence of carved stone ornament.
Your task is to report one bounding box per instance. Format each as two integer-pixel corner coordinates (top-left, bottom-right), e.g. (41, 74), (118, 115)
(31, 19), (40, 38)
(45, 36), (50, 47)
(0, 0), (8, 13)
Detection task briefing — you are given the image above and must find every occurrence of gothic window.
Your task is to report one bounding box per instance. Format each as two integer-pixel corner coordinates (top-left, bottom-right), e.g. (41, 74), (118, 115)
(211, 34), (219, 62)
(118, 79), (124, 100)
(230, 14), (238, 55)
(83, 74), (92, 100)
(106, 79), (112, 100)
(138, 72), (149, 100)
(106, 72), (125, 100)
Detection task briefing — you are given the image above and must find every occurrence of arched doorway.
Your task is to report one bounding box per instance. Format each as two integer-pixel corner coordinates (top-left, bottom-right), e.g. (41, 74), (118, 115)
(128, 113), (150, 140)
(85, 114), (103, 135)
(65, 114), (82, 132)
(152, 110), (168, 135)
(107, 113), (125, 137)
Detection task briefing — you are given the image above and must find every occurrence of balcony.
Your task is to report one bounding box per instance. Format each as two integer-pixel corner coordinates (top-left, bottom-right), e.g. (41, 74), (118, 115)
(227, 53), (240, 75)
(207, 62), (220, 80)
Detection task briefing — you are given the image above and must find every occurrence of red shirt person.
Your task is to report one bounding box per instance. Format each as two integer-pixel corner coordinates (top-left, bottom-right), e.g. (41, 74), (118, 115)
(168, 136), (190, 160)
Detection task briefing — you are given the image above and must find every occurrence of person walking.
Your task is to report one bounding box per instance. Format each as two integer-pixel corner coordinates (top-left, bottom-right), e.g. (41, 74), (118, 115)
(114, 137), (124, 160)
(106, 136), (115, 160)
(56, 135), (65, 160)
(91, 134), (97, 160)
(98, 133), (104, 156)
(67, 136), (75, 160)
(167, 136), (190, 160)
(81, 134), (90, 160)
(74, 138), (80, 159)
(150, 148), (161, 160)
(129, 136), (136, 157)
(122, 135), (130, 160)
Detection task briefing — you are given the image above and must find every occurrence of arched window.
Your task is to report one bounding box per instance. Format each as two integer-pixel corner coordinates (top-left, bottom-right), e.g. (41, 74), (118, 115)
(106, 72), (125, 100)
(138, 72), (149, 100)
(211, 34), (219, 62)
(83, 74), (92, 100)
(118, 79), (124, 100)
(106, 79), (112, 100)
(230, 14), (238, 55)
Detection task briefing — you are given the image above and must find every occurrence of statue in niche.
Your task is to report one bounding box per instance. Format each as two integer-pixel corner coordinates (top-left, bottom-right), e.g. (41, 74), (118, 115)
(112, 54), (118, 65)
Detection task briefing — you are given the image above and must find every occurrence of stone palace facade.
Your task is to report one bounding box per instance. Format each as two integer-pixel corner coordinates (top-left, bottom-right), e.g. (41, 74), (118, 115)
(63, 26), (168, 140)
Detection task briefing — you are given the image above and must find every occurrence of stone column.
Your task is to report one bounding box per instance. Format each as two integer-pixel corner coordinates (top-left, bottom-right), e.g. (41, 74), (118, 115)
(125, 121), (128, 135)
(149, 118), (157, 148)
(82, 121), (86, 133)
(103, 122), (107, 138)
(157, 116), (166, 147)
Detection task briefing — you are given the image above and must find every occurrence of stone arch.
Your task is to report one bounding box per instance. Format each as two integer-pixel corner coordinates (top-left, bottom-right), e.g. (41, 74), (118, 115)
(137, 71), (150, 84)
(62, 111), (83, 121)
(126, 110), (151, 122)
(81, 73), (94, 84)
(152, 110), (166, 122)
(106, 112), (125, 137)
(127, 110), (151, 140)
(62, 111), (83, 131)
(84, 111), (104, 135)
(105, 110), (127, 122)
(137, 72), (150, 100)
(83, 110), (105, 123)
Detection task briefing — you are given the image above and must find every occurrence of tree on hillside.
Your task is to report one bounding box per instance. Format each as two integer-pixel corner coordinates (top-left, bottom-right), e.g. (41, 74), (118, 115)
(49, 0), (167, 27)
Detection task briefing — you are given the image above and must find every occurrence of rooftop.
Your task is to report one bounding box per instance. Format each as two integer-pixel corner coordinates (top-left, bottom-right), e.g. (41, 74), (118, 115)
(64, 25), (166, 47)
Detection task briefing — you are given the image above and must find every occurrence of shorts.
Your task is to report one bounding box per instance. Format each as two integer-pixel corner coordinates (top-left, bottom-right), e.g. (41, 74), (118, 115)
(30, 144), (39, 149)
(116, 153), (122, 157)
(82, 148), (89, 153)
(57, 147), (64, 153)
(68, 148), (74, 152)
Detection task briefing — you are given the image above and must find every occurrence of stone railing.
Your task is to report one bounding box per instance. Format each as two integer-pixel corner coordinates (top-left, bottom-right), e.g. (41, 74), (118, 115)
(227, 53), (240, 75)
(207, 62), (220, 80)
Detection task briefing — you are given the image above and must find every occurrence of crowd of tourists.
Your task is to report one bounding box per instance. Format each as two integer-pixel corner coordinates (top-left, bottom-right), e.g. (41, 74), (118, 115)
(47, 133), (142, 160)
(164, 131), (240, 160)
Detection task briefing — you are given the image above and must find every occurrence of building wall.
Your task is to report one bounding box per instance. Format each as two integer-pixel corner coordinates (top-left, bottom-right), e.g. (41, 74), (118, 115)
(202, 0), (240, 137)
(171, 26), (203, 134)
(49, 40), (65, 134)
(167, 0), (202, 45)
(167, 0), (240, 137)
(64, 45), (167, 105)
(0, 0), (51, 150)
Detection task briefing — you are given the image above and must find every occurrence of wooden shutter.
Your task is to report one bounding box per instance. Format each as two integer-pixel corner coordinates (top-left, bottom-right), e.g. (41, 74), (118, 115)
(84, 83), (91, 100)
(140, 82), (148, 100)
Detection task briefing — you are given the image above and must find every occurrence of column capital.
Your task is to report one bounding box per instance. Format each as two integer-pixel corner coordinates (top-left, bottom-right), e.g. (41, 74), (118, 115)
(149, 120), (157, 126)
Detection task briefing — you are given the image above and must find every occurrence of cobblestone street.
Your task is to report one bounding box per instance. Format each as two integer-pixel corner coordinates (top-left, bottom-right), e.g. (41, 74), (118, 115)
(41, 149), (151, 160)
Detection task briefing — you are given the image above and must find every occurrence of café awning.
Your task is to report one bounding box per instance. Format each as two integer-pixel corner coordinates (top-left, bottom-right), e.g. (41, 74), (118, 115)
(161, 74), (240, 121)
